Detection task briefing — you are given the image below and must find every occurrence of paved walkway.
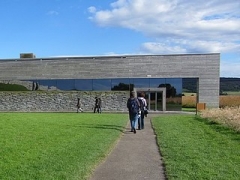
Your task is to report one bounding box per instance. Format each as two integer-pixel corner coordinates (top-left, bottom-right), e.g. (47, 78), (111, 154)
(89, 114), (166, 180)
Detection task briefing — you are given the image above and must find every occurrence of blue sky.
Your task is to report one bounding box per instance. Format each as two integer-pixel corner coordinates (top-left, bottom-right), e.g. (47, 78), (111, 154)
(1, 0), (239, 77)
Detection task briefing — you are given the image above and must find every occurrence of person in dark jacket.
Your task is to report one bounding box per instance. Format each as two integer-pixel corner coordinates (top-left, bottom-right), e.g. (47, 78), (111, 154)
(97, 97), (102, 113)
(127, 91), (140, 134)
(94, 97), (99, 113)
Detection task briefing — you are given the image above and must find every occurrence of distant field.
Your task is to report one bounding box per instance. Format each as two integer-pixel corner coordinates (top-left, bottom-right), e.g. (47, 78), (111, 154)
(182, 94), (240, 108)
(182, 91), (240, 108)
(182, 92), (197, 96)
(222, 91), (240, 95)
(183, 91), (240, 96)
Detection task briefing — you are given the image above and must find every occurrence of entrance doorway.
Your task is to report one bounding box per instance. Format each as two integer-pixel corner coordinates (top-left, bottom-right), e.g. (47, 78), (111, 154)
(134, 88), (166, 111)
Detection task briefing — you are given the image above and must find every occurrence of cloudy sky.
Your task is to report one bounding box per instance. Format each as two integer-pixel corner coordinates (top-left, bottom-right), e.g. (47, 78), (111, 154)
(0, 0), (239, 77)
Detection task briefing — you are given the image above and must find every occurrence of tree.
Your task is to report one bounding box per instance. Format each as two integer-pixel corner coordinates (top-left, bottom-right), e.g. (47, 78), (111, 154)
(111, 83), (134, 91)
(158, 83), (176, 98)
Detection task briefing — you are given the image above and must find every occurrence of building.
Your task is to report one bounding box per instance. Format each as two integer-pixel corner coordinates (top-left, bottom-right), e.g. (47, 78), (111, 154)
(0, 53), (220, 112)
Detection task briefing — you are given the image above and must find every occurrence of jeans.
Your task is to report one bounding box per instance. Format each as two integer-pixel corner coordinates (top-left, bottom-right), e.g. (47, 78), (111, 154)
(129, 113), (138, 131)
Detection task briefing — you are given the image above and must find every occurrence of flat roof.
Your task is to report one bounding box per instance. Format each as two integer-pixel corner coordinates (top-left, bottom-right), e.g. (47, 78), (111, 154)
(0, 53), (220, 62)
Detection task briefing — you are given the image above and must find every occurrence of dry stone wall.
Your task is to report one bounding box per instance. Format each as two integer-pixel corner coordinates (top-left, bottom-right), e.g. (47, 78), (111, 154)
(0, 91), (129, 112)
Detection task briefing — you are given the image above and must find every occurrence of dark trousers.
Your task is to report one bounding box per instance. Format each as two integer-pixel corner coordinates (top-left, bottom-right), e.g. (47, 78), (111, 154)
(138, 111), (145, 129)
(94, 105), (101, 113)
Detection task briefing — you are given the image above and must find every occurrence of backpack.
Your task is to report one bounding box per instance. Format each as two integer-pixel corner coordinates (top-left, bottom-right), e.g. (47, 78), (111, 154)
(128, 98), (139, 114)
(138, 98), (144, 111)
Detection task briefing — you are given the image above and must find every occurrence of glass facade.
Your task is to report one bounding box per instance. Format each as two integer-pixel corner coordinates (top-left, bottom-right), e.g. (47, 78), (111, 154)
(0, 78), (198, 111)
(26, 78), (184, 92)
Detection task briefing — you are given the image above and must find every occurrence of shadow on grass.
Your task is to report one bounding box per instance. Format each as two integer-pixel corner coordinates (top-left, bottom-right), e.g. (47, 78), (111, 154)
(65, 123), (127, 133)
(195, 115), (240, 141)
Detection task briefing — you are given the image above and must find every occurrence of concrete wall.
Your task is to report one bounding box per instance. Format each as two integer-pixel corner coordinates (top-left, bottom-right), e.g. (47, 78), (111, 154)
(0, 53), (220, 108)
(0, 91), (129, 112)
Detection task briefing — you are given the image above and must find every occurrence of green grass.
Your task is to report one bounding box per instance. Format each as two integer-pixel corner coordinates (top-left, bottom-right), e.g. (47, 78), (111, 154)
(182, 107), (196, 112)
(152, 114), (240, 180)
(0, 83), (29, 91)
(0, 113), (128, 180)
(223, 91), (240, 95)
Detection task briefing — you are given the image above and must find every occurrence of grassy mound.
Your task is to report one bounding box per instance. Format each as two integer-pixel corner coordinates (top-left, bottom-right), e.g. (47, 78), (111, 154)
(0, 83), (29, 91)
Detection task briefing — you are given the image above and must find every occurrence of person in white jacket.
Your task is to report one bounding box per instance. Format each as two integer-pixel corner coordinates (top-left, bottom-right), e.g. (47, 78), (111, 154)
(137, 92), (147, 130)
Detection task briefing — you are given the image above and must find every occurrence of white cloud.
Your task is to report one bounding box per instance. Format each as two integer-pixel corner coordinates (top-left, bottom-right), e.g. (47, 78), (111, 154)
(221, 61), (240, 78)
(88, 0), (240, 54)
(47, 11), (59, 16)
(141, 40), (240, 54)
(88, 6), (96, 13)
(140, 42), (187, 54)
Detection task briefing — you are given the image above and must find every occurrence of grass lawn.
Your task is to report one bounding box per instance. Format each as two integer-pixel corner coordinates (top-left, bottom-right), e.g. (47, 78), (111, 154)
(182, 107), (196, 112)
(0, 113), (128, 180)
(152, 114), (240, 180)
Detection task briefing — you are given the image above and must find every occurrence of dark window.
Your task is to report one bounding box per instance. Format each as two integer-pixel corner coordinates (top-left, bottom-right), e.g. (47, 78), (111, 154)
(75, 79), (93, 91)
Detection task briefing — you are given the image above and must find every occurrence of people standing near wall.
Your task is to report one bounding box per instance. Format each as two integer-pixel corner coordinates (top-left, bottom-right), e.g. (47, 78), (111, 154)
(94, 97), (99, 113)
(76, 98), (83, 113)
(32, 82), (39, 91)
(137, 92), (147, 130)
(98, 97), (102, 113)
(32, 82), (35, 91)
(127, 91), (140, 134)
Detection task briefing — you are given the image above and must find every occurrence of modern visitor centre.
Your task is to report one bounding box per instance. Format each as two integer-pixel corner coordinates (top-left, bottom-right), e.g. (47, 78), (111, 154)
(0, 53), (220, 112)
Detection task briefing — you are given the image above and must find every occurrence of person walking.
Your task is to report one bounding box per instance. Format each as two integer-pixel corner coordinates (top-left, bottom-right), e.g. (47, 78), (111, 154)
(94, 97), (99, 113)
(137, 92), (147, 129)
(76, 98), (83, 113)
(127, 91), (140, 134)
